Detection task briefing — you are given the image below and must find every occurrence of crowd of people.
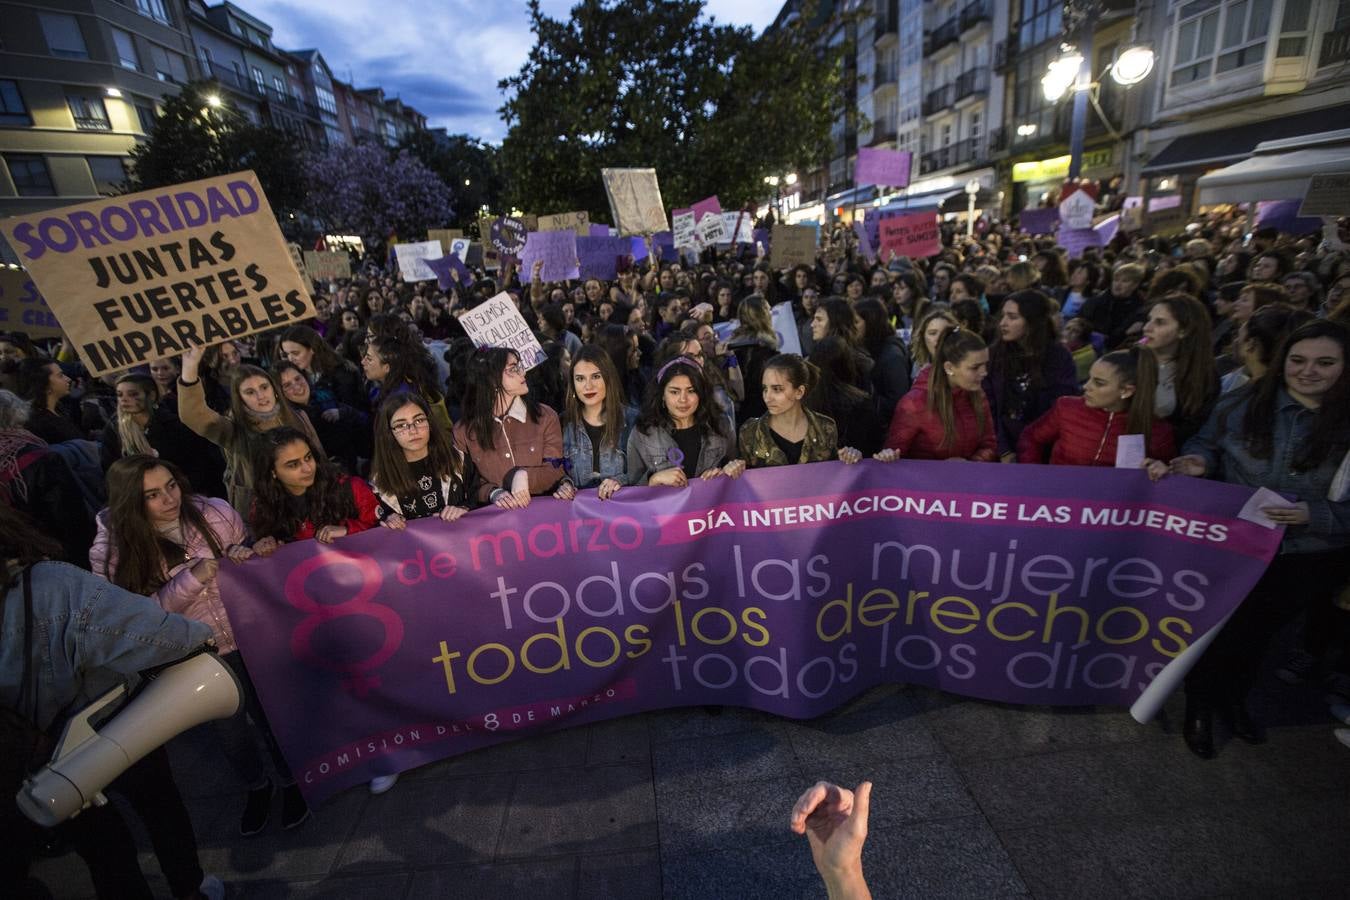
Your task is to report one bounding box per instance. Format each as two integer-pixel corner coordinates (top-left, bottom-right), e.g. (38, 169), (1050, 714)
(3, 207), (1350, 898)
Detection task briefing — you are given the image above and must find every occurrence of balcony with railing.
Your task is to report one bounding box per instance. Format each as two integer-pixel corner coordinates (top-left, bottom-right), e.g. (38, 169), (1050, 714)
(987, 125), (1008, 154)
(922, 84), (955, 116)
(960, 0), (991, 31)
(1320, 26), (1350, 67)
(919, 136), (986, 175)
(207, 62), (322, 120)
(954, 67), (989, 102)
(873, 59), (898, 89)
(924, 18), (961, 55)
(869, 120), (898, 145)
(73, 114), (111, 131)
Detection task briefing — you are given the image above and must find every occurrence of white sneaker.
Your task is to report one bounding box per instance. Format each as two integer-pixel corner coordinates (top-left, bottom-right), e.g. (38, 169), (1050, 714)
(369, 774), (400, 795)
(200, 874), (225, 900)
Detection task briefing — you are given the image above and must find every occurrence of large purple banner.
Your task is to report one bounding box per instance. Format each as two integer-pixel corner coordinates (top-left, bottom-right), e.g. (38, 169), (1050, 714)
(221, 462), (1282, 805)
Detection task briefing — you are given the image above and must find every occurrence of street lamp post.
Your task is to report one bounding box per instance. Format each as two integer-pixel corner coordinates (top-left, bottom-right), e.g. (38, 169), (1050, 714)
(763, 172), (798, 222)
(965, 179), (981, 237)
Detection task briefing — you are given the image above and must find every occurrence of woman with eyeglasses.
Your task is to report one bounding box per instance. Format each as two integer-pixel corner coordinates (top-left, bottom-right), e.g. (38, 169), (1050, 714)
(370, 393), (479, 528)
(454, 347), (569, 509)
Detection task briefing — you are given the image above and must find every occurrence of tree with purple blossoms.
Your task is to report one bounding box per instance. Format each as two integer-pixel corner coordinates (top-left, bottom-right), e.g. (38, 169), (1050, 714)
(305, 143), (455, 246)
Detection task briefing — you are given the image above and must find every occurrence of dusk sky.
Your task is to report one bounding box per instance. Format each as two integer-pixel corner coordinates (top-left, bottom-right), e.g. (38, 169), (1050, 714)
(238, 0), (783, 143)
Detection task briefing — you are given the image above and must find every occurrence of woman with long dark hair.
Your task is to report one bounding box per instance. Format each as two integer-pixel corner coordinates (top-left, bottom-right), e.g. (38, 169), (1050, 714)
(856, 297), (911, 425)
(14, 357), (81, 443)
(562, 344), (633, 500)
(986, 289), (1079, 460)
(278, 324), (367, 413)
(1149, 320), (1350, 758)
(453, 347), (568, 508)
(178, 344), (323, 515)
(89, 455), (310, 834)
(809, 298), (873, 390)
(1139, 295), (1218, 445)
(739, 354), (861, 468)
(275, 361), (370, 474)
(877, 329), (996, 462)
(627, 356), (744, 486)
(1018, 347), (1174, 466)
(370, 392), (479, 528)
(361, 333), (451, 433)
(249, 427), (378, 554)
(806, 337), (882, 457)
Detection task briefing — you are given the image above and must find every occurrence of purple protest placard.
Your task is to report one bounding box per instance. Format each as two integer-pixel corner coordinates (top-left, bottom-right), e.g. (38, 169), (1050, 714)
(1019, 207), (1060, 235)
(520, 230), (580, 283)
(856, 147), (912, 188)
(691, 195), (722, 222)
(423, 254), (471, 292)
(576, 236), (632, 280)
(222, 462), (1281, 806)
(853, 220), (876, 262)
(1254, 200), (1322, 235)
(1094, 213), (1121, 245)
(589, 224), (611, 238)
(1057, 227), (1105, 259)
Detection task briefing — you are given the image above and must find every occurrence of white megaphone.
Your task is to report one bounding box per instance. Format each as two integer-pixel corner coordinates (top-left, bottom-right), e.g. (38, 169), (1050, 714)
(16, 649), (242, 827)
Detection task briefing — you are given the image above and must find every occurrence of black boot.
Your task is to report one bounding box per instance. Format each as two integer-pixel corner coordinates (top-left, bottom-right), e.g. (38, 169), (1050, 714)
(240, 779), (274, 836)
(1227, 698), (1266, 745)
(1183, 699), (1215, 759)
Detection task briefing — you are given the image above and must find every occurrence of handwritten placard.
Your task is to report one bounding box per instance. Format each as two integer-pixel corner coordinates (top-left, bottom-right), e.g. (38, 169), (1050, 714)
(0, 268), (61, 338)
(602, 168), (667, 235)
(719, 211), (754, 244)
(1057, 227), (1104, 259)
(671, 209), (698, 248)
(1298, 173), (1350, 218)
(770, 224), (816, 268)
(856, 147), (912, 188)
(1058, 190), (1096, 231)
(878, 211), (940, 259)
(395, 240), (446, 282)
(303, 250), (351, 281)
(457, 292), (545, 368)
(536, 211), (591, 237)
(0, 170), (313, 375)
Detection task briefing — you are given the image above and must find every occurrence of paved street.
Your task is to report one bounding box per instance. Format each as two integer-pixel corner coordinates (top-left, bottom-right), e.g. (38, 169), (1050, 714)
(28, 634), (1349, 900)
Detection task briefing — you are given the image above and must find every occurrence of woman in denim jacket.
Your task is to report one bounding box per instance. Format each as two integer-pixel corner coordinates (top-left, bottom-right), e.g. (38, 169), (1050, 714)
(626, 357), (745, 487)
(562, 346), (635, 500)
(1148, 320), (1350, 759)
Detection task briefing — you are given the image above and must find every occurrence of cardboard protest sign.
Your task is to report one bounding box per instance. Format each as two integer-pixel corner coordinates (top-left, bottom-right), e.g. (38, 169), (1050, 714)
(536, 211), (591, 237)
(488, 217), (528, 256)
(0, 171), (312, 375)
(457, 292), (545, 368)
(856, 147), (912, 188)
(576, 236), (631, 280)
(0, 267), (61, 338)
(1058, 190), (1096, 230)
(671, 209), (698, 249)
(877, 211), (940, 259)
(602, 168), (667, 235)
(770, 224), (816, 268)
(1018, 207), (1060, 235)
(1144, 194), (1187, 236)
(1298, 173), (1350, 218)
(519, 230), (580, 283)
(303, 250), (351, 282)
(395, 240), (445, 282)
(1057, 227), (1104, 259)
(427, 228), (463, 255)
(286, 241), (308, 279)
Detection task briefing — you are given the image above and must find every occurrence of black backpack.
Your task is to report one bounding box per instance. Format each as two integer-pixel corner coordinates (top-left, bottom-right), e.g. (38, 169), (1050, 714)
(0, 566), (57, 798)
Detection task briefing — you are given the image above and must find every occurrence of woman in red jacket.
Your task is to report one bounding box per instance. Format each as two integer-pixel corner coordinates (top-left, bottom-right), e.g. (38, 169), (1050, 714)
(875, 329), (997, 462)
(1017, 347), (1175, 466)
(250, 427), (379, 555)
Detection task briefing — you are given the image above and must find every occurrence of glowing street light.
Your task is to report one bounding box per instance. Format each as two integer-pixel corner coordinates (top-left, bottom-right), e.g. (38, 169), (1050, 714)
(1041, 47), (1084, 102)
(204, 94), (222, 108)
(1110, 44), (1156, 86)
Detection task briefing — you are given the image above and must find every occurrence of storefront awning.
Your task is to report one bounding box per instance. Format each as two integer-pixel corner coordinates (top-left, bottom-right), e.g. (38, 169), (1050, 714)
(1142, 106), (1350, 175)
(1196, 130), (1350, 206)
